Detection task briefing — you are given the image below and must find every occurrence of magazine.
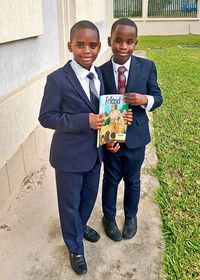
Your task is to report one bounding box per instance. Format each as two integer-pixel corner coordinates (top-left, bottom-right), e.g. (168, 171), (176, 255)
(97, 94), (129, 147)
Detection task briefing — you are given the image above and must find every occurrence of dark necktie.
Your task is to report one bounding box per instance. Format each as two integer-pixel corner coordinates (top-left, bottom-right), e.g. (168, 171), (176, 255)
(87, 72), (99, 112)
(118, 66), (127, 94)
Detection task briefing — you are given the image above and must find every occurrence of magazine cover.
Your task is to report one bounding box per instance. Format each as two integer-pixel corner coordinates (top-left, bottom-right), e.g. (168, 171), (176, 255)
(97, 94), (129, 147)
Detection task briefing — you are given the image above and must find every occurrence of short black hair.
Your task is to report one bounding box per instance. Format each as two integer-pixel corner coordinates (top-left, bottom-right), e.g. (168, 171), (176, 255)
(70, 20), (100, 41)
(111, 18), (138, 37)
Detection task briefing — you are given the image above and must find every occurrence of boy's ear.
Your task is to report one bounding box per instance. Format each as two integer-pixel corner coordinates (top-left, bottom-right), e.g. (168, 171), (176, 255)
(108, 37), (111, 47)
(68, 42), (72, 52)
(135, 39), (138, 47)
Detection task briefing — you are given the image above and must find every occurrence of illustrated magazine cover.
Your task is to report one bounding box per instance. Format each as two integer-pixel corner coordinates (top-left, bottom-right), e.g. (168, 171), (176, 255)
(97, 94), (129, 147)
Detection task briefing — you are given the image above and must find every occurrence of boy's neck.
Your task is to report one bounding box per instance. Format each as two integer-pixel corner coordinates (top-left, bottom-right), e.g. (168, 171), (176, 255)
(74, 58), (92, 71)
(113, 55), (131, 66)
(113, 56), (131, 65)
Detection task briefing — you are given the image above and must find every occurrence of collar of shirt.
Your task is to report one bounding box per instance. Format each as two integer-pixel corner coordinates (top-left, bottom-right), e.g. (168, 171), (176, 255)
(112, 56), (131, 74)
(70, 59), (100, 100)
(111, 56), (154, 110)
(70, 59), (98, 80)
(111, 56), (131, 89)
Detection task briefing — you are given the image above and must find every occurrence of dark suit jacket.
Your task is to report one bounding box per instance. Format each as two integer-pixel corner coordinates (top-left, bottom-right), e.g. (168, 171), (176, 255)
(100, 55), (163, 149)
(39, 61), (104, 172)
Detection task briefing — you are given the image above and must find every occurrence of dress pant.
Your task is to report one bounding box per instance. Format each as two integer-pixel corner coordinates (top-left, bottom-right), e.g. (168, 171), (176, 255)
(55, 160), (101, 255)
(102, 145), (145, 220)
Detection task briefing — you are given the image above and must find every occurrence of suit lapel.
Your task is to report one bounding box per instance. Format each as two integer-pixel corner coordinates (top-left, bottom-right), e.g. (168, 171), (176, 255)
(126, 56), (139, 93)
(102, 57), (139, 94)
(63, 62), (96, 111)
(95, 67), (104, 97)
(103, 60), (117, 93)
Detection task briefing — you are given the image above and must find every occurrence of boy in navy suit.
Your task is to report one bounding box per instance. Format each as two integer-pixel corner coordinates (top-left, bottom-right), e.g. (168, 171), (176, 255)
(100, 18), (163, 241)
(39, 21), (105, 275)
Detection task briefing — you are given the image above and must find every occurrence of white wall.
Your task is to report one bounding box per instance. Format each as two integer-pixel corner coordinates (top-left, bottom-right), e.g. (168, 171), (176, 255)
(135, 19), (200, 36)
(0, 0), (43, 43)
(0, 0), (62, 171)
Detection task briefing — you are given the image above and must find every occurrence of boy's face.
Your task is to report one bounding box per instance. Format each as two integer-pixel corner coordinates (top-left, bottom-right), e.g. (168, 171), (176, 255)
(68, 28), (101, 70)
(108, 24), (138, 65)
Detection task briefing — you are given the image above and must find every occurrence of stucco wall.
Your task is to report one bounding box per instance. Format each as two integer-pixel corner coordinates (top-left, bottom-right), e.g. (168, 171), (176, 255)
(0, 0), (62, 169)
(0, 0), (60, 97)
(0, 0), (43, 44)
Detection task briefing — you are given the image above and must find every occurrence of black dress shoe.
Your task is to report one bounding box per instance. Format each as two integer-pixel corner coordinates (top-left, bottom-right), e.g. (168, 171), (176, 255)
(69, 253), (87, 275)
(122, 216), (137, 239)
(102, 216), (122, 241)
(83, 226), (100, 242)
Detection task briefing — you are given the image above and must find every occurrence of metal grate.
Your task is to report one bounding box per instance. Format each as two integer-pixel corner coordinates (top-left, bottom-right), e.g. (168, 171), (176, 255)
(113, 0), (198, 18)
(148, 0), (198, 18)
(114, 0), (142, 18)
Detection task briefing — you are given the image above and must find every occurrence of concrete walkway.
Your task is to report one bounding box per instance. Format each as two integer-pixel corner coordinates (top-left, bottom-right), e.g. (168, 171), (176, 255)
(0, 52), (164, 280)
(0, 124), (163, 280)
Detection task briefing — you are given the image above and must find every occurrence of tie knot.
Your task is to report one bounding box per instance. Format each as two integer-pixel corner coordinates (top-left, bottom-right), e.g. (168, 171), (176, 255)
(87, 72), (94, 80)
(118, 66), (126, 74)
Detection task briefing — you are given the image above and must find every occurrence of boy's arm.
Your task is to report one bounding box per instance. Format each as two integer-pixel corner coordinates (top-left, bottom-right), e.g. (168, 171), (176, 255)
(39, 76), (104, 132)
(146, 61), (163, 111)
(123, 109), (133, 125)
(104, 109), (133, 153)
(124, 61), (163, 111)
(105, 141), (120, 153)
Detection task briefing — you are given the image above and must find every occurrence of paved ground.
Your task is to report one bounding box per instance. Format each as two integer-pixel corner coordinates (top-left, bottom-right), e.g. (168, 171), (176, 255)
(0, 120), (163, 280)
(0, 51), (164, 280)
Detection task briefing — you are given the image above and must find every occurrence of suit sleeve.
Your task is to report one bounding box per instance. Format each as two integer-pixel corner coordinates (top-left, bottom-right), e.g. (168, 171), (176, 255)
(147, 61), (163, 111)
(38, 75), (91, 133)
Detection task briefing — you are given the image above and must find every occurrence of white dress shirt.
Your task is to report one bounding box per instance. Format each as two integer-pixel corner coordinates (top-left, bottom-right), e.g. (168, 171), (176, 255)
(111, 57), (154, 111)
(70, 59), (100, 101)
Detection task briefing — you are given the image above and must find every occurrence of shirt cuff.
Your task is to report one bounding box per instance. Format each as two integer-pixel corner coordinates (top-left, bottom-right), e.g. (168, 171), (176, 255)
(141, 95), (154, 111)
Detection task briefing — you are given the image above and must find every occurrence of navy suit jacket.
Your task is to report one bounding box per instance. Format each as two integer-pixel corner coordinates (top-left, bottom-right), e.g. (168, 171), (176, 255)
(39, 61), (104, 172)
(100, 55), (163, 149)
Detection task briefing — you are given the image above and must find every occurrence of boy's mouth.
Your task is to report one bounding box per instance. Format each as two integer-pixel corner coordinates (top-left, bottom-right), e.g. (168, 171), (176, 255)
(117, 53), (129, 57)
(114, 49), (128, 55)
(81, 57), (92, 61)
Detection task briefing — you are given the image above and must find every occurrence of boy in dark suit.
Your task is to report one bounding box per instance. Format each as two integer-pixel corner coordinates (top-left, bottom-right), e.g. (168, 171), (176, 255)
(100, 18), (163, 242)
(39, 21), (105, 275)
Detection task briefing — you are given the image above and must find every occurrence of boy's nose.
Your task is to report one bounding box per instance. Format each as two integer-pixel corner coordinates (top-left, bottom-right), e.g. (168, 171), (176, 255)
(120, 42), (128, 49)
(83, 45), (90, 53)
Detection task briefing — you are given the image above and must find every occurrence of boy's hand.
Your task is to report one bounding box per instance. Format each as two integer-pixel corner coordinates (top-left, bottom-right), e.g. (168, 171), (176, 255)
(105, 141), (120, 153)
(123, 109), (133, 125)
(124, 93), (148, 106)
(89, 113), (105, 130)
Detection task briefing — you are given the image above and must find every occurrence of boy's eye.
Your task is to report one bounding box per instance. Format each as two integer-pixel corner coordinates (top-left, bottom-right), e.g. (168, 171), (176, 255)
(115, 38), (122, 43)
(114, 38), (135, 45)
(90, 43), (98, 49)
(76, 43), (84, 48)
(127, 40), (134, 45)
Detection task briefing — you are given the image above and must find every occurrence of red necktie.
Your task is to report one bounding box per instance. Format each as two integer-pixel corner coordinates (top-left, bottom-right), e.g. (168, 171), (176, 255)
(117, 66), (126, 94)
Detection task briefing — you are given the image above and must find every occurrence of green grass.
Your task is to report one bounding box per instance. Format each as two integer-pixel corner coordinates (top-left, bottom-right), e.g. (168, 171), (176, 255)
(137, 35), (200, 280)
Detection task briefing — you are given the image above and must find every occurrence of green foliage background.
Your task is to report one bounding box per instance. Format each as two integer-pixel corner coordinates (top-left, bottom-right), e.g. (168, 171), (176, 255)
(137, 35), (200, 280)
